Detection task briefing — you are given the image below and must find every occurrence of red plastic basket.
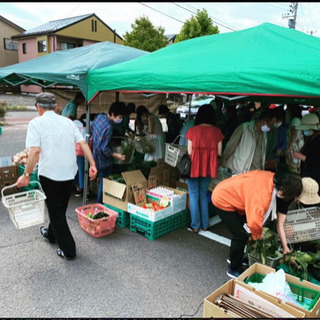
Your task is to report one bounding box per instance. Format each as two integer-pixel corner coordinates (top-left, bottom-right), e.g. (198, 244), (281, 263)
(75, 203), (118, 238)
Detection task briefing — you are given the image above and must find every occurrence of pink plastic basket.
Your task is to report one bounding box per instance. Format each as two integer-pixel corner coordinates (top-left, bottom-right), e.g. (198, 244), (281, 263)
(75, 203), (118, 238)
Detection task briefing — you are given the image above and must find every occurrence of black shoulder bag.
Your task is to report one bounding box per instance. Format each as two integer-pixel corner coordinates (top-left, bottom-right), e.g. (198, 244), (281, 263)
(176, 154), (191, 178)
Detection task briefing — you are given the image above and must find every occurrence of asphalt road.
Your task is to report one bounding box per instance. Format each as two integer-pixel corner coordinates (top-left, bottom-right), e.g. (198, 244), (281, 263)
(0, 97), (232, 318)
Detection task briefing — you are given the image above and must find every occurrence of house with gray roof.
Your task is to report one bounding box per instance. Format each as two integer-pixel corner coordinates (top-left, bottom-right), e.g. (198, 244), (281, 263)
(11, 13), (123, 93)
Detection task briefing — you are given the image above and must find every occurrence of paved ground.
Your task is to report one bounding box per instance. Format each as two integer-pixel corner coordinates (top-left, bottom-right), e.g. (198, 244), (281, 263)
(0, 94), (233, 318)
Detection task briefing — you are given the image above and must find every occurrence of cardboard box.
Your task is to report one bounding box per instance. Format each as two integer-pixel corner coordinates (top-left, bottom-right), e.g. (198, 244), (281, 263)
(148, 159), (178, 189)
(237, 262), (320, 318)
(203, 279), (305, 318)
(146, 186), (187, 215)
(0, 157), (18, 194)
(103, 170), (147, 212)
(0, 163), (18, 181)
(0, 179), (20, 196)
(175, 180), (189, 209)
(128, 194), (173, 222)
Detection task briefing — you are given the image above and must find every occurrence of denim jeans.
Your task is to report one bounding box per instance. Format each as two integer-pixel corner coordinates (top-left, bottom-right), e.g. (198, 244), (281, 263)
(187, 176), (210, 230)
(97, 166), (113, 204)
(75, 155), (85, 189)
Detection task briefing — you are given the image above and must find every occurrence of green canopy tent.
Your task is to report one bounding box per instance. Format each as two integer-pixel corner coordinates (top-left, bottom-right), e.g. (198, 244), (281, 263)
(0, 41), (148, 99)
(0, 41), (148, 204)
(85, 23), (320, 106)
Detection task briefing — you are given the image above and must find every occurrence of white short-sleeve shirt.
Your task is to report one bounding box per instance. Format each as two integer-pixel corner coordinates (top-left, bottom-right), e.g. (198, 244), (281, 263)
(26, 111), (84, 181)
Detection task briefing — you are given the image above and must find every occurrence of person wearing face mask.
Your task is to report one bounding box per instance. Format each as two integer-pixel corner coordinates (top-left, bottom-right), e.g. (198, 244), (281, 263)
(265, 105), (287, 172)
(91, 101), (127, 204)
(211, 169), (310, 279)
(293, 112), (320, 195)
(220, 108), (276, 175)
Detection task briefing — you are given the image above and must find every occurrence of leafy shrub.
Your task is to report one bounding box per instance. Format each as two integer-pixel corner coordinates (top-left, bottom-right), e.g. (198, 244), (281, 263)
(0, 101), (7, 122)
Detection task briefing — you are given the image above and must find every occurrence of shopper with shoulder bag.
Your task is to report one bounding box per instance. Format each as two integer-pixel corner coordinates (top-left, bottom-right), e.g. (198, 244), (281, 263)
(185, 104), (224, 233)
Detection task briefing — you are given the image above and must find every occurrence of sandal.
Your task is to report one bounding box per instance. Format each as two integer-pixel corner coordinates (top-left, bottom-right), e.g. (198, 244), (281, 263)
(188, 224), (199, 234)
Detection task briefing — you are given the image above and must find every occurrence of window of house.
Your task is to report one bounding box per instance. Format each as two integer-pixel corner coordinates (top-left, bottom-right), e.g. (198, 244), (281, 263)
(91, 19), (97, 32)
(22, 43), (27, 54)
(38, 40), (47, 52)
(4, 38), (18, 51)
(60, 42), (76, 50)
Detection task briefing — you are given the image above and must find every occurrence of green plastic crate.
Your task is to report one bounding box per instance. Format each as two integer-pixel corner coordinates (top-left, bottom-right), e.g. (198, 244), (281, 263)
(103, 203), (130, 228)
(18, 164), (39, 191)
(130, 209), (189, 241)
(245, 273), (320, 311)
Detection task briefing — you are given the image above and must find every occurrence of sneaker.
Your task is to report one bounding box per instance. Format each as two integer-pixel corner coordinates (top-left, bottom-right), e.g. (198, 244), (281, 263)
(226, 266), (242, 279)
(40, 226), (55, 244)
(75, 190), (83, 197)
(227, 256), (249, 267)
(57, 248), (75, 260)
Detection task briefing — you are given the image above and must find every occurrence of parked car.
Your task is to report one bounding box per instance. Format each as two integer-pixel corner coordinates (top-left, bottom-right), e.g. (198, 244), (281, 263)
(176, 95), (215, 119)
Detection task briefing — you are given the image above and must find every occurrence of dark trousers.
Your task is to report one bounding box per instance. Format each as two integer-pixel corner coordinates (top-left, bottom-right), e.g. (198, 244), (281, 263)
(40, 175), (75, 258)
(213, 204), (249, 271)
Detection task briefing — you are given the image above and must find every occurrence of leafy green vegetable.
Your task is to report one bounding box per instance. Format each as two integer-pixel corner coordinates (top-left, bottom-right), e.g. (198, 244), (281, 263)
(92, 211), (109, 220)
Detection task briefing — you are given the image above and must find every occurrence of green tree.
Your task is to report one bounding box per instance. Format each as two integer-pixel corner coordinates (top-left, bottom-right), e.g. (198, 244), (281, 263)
(123, 16), (169, 52)
(175, 8), (219, 43)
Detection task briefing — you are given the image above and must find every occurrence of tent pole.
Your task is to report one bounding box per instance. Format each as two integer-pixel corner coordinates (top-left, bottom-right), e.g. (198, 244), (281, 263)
(82, 102), (91, 205)
(187, 94), (192, 120)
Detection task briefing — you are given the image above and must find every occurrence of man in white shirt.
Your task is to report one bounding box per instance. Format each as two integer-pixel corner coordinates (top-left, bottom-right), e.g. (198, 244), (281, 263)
(16, 93), (97, 260)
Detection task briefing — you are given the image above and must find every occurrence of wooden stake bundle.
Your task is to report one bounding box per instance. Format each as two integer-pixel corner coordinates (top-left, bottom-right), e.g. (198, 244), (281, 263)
(215, 293), (275, 318)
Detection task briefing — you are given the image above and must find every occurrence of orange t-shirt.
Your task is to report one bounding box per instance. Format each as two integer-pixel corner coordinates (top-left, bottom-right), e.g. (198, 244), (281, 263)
(211, 170), (274, 240)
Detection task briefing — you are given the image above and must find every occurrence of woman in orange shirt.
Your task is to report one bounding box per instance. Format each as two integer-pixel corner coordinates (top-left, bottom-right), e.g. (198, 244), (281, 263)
(211, 170), (304, 279)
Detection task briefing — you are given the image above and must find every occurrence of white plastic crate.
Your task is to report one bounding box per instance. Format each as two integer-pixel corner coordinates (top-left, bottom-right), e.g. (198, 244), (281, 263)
(284, 206), (320, 243)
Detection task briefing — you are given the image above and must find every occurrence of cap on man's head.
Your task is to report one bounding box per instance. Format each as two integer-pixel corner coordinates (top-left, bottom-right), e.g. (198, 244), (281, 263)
(36, 93), (56, 107)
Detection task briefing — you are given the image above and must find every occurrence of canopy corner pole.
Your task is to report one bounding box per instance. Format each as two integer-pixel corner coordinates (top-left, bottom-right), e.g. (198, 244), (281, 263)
(187, 93), (193, 121)
(82, 102), (91, 206)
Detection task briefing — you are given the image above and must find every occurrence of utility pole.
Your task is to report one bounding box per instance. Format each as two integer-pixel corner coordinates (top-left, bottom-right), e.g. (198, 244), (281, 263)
(282, 2), (298, 29)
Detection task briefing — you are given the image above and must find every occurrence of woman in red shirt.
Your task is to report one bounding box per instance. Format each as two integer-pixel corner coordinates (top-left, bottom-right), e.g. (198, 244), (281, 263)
(186, 104), (224, 233)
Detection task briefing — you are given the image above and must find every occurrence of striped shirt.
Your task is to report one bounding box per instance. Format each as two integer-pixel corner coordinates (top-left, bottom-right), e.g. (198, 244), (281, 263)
(91, 113), (114, 170)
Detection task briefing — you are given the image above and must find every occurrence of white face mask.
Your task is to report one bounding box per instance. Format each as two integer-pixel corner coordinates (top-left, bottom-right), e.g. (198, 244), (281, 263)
(261, 124), (271, 133)
(303, 130), (314, 137)
(113, 118), (123, 124)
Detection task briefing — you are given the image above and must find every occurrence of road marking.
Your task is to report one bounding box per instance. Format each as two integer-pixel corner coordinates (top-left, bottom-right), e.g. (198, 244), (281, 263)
(188, 215), (231, 247)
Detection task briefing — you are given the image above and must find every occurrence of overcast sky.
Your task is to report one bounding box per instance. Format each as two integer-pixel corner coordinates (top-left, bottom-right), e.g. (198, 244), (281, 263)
(1, 2), (320, 37)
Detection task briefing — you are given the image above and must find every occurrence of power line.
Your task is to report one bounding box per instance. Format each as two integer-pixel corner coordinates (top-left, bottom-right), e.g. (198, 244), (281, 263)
(173, 2), (238, 31)
(139, 2), (185, 24)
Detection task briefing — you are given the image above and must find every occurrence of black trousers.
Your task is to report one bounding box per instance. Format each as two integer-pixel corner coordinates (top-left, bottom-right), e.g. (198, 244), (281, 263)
(39, 175), (75, 258)
(213, 204), (249, 271)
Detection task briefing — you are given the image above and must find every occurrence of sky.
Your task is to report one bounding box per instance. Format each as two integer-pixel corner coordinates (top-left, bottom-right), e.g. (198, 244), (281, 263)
(1, 2), (320, 37)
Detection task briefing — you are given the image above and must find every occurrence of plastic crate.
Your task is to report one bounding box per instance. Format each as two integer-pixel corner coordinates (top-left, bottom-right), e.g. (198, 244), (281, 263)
(103, 203), (130, 228)
(284, 207), (320, 243)
(245, 273), (320, 311)
(130, 209), (189, 241)
(248, 253), (283, 268)
(75, 203), (118, 238)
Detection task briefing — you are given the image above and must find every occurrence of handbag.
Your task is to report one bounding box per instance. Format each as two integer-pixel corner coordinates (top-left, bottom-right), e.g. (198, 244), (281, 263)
(176, 154), (191, 178)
